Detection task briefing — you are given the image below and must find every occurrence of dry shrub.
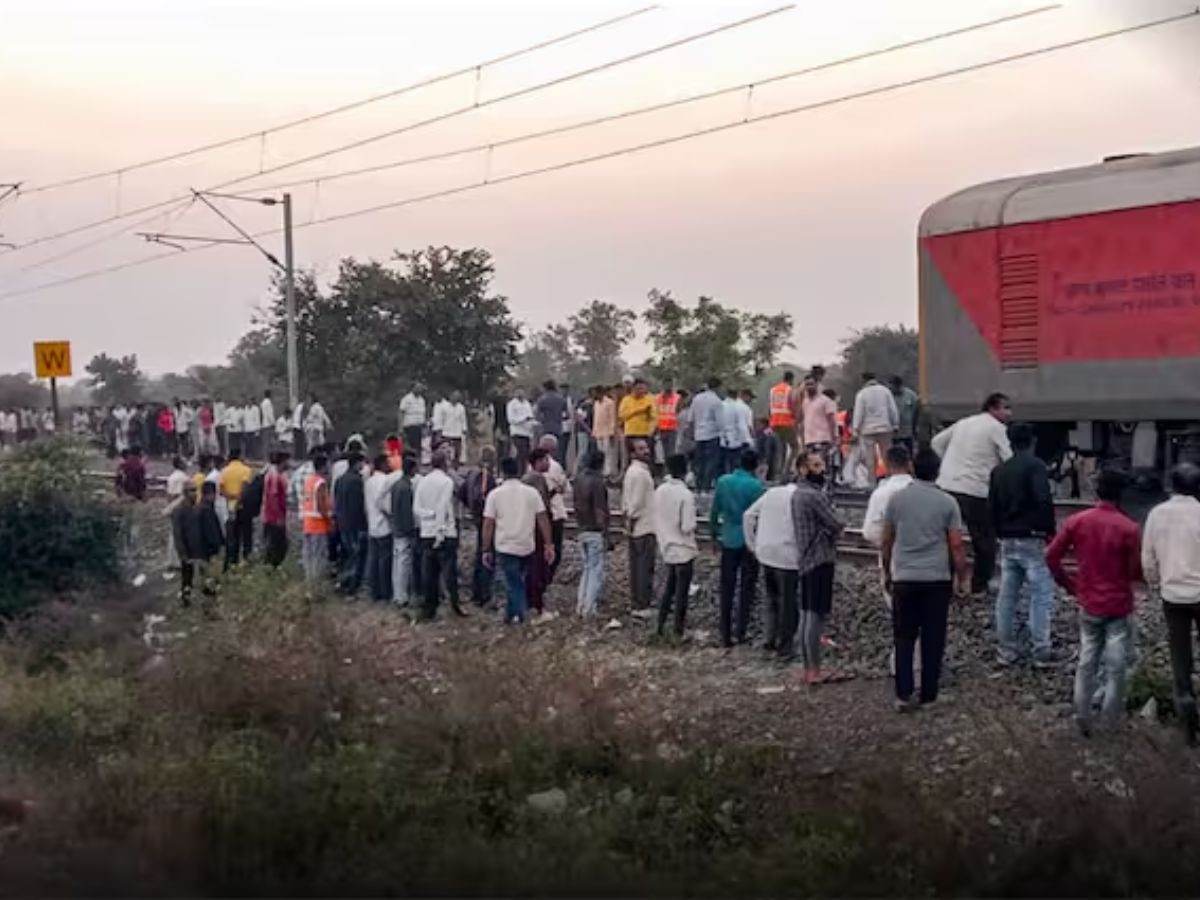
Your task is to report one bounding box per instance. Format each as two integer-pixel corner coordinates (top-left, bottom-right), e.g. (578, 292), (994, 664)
(2, 568), (1200, 896)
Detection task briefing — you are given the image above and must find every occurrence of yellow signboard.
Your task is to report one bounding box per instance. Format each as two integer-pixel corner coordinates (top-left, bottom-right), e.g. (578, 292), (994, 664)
(33, 341), (72, 379)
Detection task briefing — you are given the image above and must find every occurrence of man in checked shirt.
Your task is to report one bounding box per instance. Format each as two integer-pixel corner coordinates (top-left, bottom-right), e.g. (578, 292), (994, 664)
(789, 450), (844, 683)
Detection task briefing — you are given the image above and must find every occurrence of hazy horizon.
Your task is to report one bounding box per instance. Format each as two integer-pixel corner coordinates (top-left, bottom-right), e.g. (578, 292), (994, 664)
(3, 0), (1198, 384)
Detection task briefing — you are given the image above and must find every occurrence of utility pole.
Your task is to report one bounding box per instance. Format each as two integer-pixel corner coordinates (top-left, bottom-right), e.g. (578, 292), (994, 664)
(283, 193), (298, 411)
(140, 188), (300, 408)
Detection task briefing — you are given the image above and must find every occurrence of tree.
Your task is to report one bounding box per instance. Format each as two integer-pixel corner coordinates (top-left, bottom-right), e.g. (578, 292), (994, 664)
(743, 313), (796, 377)
(513, 326), (578, 389)
(831, 325), (918, 406)
(85, 353), (143, 406)
(247, 247), (520, 438)
(642, 290), (794, 390)
(568, 301), (636, 386)
(0, 373), (50, 410)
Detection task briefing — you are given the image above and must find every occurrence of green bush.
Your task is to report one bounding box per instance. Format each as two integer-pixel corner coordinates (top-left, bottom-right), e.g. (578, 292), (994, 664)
(0, 437), (120, 615)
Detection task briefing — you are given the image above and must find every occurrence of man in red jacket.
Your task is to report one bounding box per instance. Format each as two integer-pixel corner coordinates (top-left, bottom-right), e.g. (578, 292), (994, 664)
(262, 451), (291, 567)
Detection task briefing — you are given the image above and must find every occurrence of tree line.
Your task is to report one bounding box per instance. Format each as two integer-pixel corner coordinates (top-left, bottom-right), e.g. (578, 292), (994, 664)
(0, 245), (919, 435)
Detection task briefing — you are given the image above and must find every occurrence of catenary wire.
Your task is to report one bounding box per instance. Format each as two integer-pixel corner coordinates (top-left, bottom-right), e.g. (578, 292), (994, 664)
(0, 4), (786, 258)
(208, 4), (794, 192)
(1, 7), (1193, 303)
(244, 4), (1061, 196)
(15, 199), (195, 275)
(17, 5), (659, 197)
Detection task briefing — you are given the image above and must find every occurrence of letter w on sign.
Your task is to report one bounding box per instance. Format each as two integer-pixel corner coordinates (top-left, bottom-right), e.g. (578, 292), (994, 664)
(33, 341), (72, 379)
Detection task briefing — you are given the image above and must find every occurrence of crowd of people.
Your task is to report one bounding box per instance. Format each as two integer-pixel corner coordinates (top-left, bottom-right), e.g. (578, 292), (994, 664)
(0, 392), (336, 461)
(97, 372), (1200, 747)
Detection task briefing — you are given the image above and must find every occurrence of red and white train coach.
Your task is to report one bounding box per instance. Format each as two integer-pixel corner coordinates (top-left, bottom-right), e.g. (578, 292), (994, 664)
(919, 146), (1200, 478)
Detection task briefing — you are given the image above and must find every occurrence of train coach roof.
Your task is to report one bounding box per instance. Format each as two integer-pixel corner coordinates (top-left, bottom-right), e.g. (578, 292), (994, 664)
(919, 145), (1200, 237)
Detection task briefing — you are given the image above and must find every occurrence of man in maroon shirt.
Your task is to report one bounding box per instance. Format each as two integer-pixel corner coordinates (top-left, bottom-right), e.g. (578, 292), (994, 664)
(1046, 469), (1142, 736)
(115, 446), (147, 501)
(262, 451), (291, 567)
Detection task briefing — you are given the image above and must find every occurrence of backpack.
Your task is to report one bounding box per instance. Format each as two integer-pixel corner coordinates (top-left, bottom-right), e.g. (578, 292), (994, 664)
(241, 472), (266, 518)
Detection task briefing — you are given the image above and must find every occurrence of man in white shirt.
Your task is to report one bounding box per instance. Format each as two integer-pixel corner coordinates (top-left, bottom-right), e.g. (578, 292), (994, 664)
(538, 434), (569, 582)
(363, 453), (396, 602)
(275, 409), (293, 448)
(0, 409), (17, 449)
(260, 391), (275, 458)
(431, 394), (450, 447)
(412, 448), (466, 620)
(623, 439), (657, 612)
(305, 394), (332, 449)
(744, 476), (800, 658)
(226, 403), (244, 458)
(721, 389), (755, 474)
(931, 392), (1013, 595)
(852, 372), (900, 488)
(1143, 463), (1200, 745)
(863, 444), (917, 674)
(438, 390), (469, 468)
(506, 388), (536, 475)
(291, 400), (306, 456)
(164, 455), (191, 571)
(654, 453), (699, 638)
(482, 456), (554, 624)
(399, 383), (427, 457)
(243, 400), (263, 460)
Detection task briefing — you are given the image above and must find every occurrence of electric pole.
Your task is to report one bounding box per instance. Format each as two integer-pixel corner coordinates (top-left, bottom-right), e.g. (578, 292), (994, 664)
(139, 188), (300, 408)
(283, 193), (298, 410)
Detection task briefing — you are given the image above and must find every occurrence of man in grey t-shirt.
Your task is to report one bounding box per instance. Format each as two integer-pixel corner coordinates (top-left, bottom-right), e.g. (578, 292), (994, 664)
(881, 448), (969, 711)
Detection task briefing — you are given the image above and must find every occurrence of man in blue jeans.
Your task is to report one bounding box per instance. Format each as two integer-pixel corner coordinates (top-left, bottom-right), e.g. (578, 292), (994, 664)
(573, 449), (609, 617)
(988, 422), (1059, 667)
(482, 457), (555, 624)
(1047, 469), (1141, 736)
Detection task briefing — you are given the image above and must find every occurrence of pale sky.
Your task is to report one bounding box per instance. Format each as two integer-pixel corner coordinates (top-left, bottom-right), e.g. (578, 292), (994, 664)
(2, 0), (1198, 383)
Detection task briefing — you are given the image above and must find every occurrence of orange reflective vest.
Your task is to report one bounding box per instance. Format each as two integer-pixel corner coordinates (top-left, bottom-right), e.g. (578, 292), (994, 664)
(656, 392), (679, 431)
(769, 382), (795, 428)
(837, 411), (852, 457)
(301, 473), (332, 535)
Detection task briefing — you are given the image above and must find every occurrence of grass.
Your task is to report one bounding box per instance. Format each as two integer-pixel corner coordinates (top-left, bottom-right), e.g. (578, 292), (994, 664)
(1, 566), (1200, 896)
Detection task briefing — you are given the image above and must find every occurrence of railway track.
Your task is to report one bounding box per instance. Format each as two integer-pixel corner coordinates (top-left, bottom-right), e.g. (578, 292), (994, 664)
(84, 469), (1089, 561)
(82, 470), (913, 561)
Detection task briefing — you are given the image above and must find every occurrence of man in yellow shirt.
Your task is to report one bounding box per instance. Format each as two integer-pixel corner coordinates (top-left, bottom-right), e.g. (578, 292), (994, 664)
(618, 378), (658, 465)
(219, 450), (255, 568)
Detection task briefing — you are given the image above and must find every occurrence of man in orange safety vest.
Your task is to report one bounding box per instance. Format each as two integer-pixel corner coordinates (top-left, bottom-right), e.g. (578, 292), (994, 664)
(301, 453), (333, 582)
(655, 377), (681, 462)
(769, 371), (799, 481)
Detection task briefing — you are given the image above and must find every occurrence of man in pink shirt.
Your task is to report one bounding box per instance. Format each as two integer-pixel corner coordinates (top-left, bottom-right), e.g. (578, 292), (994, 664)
(262, 451), (291, 567)
(800, 375), (838, 457)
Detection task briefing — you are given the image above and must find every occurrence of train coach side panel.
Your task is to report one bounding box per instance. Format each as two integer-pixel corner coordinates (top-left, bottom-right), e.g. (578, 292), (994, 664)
(921, 199), (1200, 423)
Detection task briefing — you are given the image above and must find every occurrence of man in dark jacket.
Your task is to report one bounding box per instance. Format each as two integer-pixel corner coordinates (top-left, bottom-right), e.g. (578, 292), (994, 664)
(988, 422), (1058, 667)
(462, 446), (498, 606)
(175, 481), (225, 606)
(388, 454), (421, 605)
(574, 449), (610, 617)
(334, 454), (368, 596)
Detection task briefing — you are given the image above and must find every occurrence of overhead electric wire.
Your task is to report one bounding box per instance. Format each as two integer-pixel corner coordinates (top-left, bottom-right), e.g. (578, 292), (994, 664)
(17, 5), (658, 197)
(15, 198), (194, 274)
(245, 3), (1061, 196)
(210, 4), (794, 192)
(1, 7), (1193, 303)
(0, 4), (786, 258)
